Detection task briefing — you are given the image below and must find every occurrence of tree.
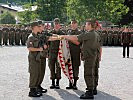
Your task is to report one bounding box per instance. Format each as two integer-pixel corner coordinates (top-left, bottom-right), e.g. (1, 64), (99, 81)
(36, 0), (67, 22)
(67, 0), (129, 24)
(0, 12), (16, 24)
(18, 3), (38, 24)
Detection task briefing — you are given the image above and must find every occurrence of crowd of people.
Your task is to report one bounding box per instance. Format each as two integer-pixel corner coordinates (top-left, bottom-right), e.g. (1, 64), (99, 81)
(0, 22), (133, 47)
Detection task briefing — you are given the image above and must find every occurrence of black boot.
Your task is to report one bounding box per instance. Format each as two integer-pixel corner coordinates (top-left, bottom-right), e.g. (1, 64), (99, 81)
(73, 79), (78, 90)
(55, 79), (60, 89)
(29, 88), (42, 97)
(66, 81), (73, 89)
(50, 79), (56, 89)
(37, 85), (47, 93)
(93, 87), (97, 95)
(80, 90), (94, 99)
(86, 87), (97, 95)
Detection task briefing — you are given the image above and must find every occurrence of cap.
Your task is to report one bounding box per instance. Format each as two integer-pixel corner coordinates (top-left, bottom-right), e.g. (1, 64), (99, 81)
(30, 21), (39, 27)
(38, 20), (45, 25)
(54, 18), (60, 24)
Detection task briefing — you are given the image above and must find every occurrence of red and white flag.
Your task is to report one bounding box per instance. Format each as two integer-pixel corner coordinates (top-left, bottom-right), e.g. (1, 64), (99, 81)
(58, 39), (74, 84)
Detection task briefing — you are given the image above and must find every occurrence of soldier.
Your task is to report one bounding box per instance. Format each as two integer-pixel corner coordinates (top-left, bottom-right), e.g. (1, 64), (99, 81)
(21, 27), (27, 46)
(66, 20), (81, 90)
(63, 19), (101, 99)
(113, 28), (119, 46)
(26, 20), (56, 97)
(108, 28), (113, 46)
(102, 28), (108, 46)
(121, 27), (131, 58)
(2, 26), (9, 46)
(9, 26), (15, 45)
(0, 27), (2, 46)
(48, 18), (65, 89)
(93, 22), (102, 95)
(15, 26), (21, 45)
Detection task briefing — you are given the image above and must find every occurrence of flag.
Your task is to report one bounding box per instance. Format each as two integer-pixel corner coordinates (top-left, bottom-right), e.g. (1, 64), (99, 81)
(58, 39), (73, 84)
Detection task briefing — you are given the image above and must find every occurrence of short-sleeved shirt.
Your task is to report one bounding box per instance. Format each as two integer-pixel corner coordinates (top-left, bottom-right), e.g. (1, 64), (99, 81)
(77, 30), (100, 59)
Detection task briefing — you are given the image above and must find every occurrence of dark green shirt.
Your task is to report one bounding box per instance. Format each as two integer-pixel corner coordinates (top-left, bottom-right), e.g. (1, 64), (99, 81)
(77, 30), (100, 59)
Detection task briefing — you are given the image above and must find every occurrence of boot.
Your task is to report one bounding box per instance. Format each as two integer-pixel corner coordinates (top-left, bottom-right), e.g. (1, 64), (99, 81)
(93, 87), (97, 95)
(80, 90), (94, 99)
(37, 85), (47, 93)
(50, 79), (56, 89)
(73, 79), (78, 90)
(86, 87), (97, 95)
(29, 88), (42, 97)
(66, 81), (73, 89)
(55, 79), (60, 89)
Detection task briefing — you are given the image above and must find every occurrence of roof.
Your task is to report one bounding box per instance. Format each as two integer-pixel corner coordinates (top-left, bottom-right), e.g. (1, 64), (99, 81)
(0, 3), (37, 12)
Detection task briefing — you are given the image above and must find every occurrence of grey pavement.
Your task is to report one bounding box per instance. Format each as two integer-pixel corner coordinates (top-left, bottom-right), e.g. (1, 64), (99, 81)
(0, 46), (133, 100)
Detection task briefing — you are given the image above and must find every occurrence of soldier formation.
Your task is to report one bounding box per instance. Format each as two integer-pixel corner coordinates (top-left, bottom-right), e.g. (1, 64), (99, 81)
(0, 24), (133, 47)
(0, 25), (31, 46)
(1, 18), (133, 99)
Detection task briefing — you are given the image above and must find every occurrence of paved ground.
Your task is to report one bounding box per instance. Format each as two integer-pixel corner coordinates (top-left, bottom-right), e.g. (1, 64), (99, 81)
(0, 46), (133, 100)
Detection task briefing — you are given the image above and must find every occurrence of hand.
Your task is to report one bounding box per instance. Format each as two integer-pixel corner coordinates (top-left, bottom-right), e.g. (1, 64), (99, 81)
(39, 48), (43, 51)
(43, 45), (48, 49)
(129, 43), (131, 45)
(121, 43), (123, 45)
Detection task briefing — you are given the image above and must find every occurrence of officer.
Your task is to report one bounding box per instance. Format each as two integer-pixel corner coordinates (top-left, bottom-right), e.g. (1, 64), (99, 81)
(27, 21), (48, 97)
(48, 18), (65, 89)
(66, 19), (81, 90)
(63, 19), (100, 99)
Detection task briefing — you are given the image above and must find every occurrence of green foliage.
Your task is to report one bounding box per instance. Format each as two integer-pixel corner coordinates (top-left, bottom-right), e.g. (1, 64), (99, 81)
(67, 0), (129, 24)
(36, 0), (67, 22)
(18, 10), (38, 24)
(0, 12), (16, 24)
(1, 0), (129, 24)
